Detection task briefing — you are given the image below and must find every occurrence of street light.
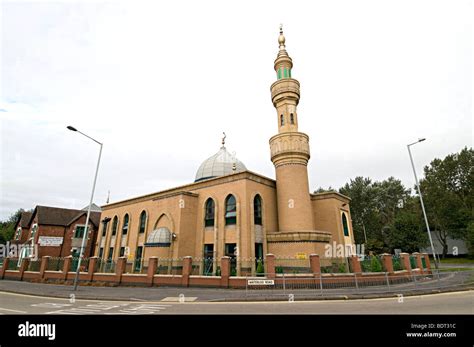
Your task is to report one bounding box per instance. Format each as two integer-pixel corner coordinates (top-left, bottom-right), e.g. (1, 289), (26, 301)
(407, 138), (439, 270)
(67, 125), (103, 290)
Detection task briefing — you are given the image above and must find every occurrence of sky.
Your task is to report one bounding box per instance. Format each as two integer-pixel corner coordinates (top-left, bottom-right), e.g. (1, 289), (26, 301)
(0, 0), (472, 220)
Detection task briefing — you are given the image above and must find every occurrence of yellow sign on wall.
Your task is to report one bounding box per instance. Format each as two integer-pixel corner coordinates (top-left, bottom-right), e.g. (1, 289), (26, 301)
(296, 252), (307, 260)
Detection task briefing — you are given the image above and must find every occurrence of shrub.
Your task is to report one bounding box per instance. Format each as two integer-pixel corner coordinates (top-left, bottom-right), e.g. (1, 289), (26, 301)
(370, 256), (382, 272)
(392, 257), (402, 271)
(276, 266), (284, 274)
(338, 263), (347, 273)
(321, 266), (331, 273)
(256, 259), (264, 276)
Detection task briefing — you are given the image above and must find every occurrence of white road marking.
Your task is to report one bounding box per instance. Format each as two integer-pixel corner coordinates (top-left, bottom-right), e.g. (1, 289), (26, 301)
(44, 303), (171, 315)
(161, 297), (197, 302)
(46, 310), (82, 315)
(0, 290), (179, 304)
(0, 307), (27, 313)
(32, 303), (73, 308)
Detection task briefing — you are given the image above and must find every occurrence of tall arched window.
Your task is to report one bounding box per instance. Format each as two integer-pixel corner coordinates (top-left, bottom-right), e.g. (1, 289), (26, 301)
(290, 113), (294, 124)
(205, 198), (215, 227)
(254, 195), (262, 225)
(139, 211), (147, 233)
(225, 195), (237, 225)
(342, 212), (349, 237)
(122, 214), (129, 235)
(101, 221), (107, 237)
(280, 114), (284, 126)
(15, 227), (21, 240)
(111, 216), (118, 236)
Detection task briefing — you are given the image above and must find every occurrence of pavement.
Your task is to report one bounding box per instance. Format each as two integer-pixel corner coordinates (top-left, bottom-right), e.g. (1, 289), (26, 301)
(439, 263), (474, 268)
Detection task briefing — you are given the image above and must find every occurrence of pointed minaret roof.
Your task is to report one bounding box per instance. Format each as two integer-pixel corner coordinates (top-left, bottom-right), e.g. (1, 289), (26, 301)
(274, 24), (293, 75)
(277, 24), (287, 55)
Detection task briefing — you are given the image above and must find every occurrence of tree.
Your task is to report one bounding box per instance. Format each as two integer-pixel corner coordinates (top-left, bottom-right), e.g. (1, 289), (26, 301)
(0, 209), (25, 244)
(372, 177), (412, 250)
(419, 147), (473, 257)
(339, 177), (376, 246)
(314, 186), (335, 193)
(386, 197), (427, 253)
(466, 221), (474, 259)
(339, 176), (419, 254)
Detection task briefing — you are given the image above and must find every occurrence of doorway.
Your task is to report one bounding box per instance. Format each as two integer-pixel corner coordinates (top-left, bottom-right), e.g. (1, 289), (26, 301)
(225, 243), (237, 276)
(134, 246), (143, 272)
(203, 244), (214, 275)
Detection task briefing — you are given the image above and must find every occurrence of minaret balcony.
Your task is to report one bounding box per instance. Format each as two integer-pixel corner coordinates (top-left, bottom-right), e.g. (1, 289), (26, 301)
(271, 78), (300, 106)
(269, 132), (310, 167)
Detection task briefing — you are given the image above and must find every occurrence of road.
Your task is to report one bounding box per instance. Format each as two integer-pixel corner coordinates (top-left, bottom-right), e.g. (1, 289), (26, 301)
(0, 290), (472, 314)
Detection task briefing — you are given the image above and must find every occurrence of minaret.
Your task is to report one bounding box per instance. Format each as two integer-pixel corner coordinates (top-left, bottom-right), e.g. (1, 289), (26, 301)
(270, 26), (314, 232)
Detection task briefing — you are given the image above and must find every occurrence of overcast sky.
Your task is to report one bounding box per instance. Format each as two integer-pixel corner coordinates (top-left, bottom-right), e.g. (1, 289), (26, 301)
(0, 0), (472, 220)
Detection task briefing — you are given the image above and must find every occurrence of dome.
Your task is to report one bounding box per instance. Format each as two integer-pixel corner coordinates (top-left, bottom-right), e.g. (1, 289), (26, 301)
(195, 146), (247, 182)
(145, 227), (172, 247)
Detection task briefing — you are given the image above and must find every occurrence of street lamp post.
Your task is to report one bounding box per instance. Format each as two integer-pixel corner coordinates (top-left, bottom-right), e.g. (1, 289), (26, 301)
(67, 126), (103, 290)
(407, 138), (439, 270)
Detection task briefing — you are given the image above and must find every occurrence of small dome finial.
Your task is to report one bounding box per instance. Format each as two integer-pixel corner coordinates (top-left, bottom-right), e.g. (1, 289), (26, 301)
(278, 24), (285, 49)
(222, 132), (226, 146)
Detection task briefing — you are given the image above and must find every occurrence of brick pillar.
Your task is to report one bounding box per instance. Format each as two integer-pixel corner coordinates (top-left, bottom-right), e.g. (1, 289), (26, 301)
(309, 254), (321, 275)
(0, 258), (9, 279)
(381, 254), (394, 274)
(87, 257), (98, 281)
(147, 257), (158, 287)
(349, 256), (362, 273)
(115, 257), (127, 284)
(62, 256), (72, 280)
(412, 252), (424, 274)
(182, 256), (192, 287)
(265, 253), (276, 279)
(422, 253), (432, 273)
(19, 258), (30, 281)
(220, 256), (230, 288)
(39, 256), (50, 279)
(400, 253), (412, 274)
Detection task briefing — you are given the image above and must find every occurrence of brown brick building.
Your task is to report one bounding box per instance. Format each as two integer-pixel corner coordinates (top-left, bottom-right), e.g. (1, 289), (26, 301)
(96, 28), (356, 276)
(12, 211), (33, 245)
(14, 205), (101, 259)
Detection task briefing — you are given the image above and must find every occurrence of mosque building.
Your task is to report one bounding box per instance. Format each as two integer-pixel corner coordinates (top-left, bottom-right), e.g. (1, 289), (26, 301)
(95, 28), (355, 275)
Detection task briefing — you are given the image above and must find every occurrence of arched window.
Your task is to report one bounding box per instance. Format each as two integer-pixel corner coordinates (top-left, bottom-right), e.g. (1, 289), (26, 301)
(139, 211), (147, 233)
(122, 214), (129, 235)
(290, 113), (294, 124)
(111, 216), (118, 236)
(15, 227), (21, 240)
(342, 212), (349, 237)
(280, 114), (284, 126)
(225, 194), (237, 225)
(254, 195), (262, 225)
(205, 198), (215, 227)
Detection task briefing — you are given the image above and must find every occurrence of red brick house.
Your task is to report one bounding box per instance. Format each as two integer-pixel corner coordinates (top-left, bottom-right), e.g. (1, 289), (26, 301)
(17, 205), (101, 259)
(12, 211), (33, 244)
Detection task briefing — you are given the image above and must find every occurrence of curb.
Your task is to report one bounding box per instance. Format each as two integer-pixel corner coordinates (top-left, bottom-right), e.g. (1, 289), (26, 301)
(1, 285), (472, 303)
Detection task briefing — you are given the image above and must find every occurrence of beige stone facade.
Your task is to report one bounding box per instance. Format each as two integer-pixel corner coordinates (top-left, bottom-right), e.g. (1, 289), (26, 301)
(95, 28), (355, 275)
